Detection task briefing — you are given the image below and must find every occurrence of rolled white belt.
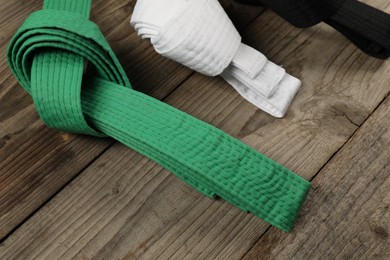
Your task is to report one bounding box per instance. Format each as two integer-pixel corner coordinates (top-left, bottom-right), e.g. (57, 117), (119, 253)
(131, 0), (301, 117)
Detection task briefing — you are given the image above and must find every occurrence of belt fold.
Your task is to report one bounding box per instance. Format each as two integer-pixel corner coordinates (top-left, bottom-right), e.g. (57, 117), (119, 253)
(7, 0), (311, 232)
(237, 0), (390, 59)
(131, 0), (302, 118)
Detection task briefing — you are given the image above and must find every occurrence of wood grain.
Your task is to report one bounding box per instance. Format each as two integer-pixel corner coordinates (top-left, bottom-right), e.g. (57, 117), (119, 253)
(0, 0), (389, 259)
(0, 0), (263, 242)
(243, 93), (390, 260)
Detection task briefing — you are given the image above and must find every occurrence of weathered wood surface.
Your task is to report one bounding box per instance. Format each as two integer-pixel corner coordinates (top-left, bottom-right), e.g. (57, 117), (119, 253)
(244, 95), (390, 260)
(0, 0), (263, 242)
(0, 0), (389, 259)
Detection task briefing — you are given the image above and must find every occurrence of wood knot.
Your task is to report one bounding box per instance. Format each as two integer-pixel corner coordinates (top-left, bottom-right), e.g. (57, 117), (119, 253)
(60, 133), (72, 142)
(0, 134), (11, 148)
(371, 226), (388, 240)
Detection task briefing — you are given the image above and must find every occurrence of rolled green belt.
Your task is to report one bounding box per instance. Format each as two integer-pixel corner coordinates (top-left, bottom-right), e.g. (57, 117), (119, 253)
(7, 0), (311, 232)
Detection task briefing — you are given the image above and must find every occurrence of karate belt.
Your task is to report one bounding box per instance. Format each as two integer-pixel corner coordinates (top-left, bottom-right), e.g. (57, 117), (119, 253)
(7, 0), (311, 232)
(236, 0), (390, 59)
(131, 0), (301, 118)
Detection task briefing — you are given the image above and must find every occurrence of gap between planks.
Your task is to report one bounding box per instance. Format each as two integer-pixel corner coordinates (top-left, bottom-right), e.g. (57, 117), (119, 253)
(0, 0), (388, 258)
(0, 0), (266, 243)
(242, 87), (390, 260)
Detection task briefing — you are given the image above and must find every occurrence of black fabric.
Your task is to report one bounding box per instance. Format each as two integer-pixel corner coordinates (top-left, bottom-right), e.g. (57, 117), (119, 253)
(236, 0), (390, 59)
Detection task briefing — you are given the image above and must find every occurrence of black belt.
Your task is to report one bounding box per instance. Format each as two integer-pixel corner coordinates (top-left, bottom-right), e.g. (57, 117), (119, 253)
(236, 0), (390, 59)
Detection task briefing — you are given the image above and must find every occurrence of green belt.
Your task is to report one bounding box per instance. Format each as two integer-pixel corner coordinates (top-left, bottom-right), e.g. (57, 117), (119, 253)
(7, 0), (311, 232)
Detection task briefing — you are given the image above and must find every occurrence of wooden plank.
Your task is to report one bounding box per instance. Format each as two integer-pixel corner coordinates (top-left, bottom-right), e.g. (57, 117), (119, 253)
(0, 0), (263, 241)
(243, 95), (390, 260)
(0, 2), (389, 259)
(1, 1), (389, 259)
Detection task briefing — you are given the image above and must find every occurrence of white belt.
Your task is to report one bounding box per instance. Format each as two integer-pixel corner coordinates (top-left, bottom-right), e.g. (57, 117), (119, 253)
(131, 0), (301, 117)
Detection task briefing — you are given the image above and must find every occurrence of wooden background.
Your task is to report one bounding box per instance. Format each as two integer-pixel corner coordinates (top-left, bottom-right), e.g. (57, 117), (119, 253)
(0, 0), (389, 259)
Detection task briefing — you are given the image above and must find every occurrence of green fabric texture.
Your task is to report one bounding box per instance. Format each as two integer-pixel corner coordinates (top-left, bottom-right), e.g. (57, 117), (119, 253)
(7, 0), (311, 232)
